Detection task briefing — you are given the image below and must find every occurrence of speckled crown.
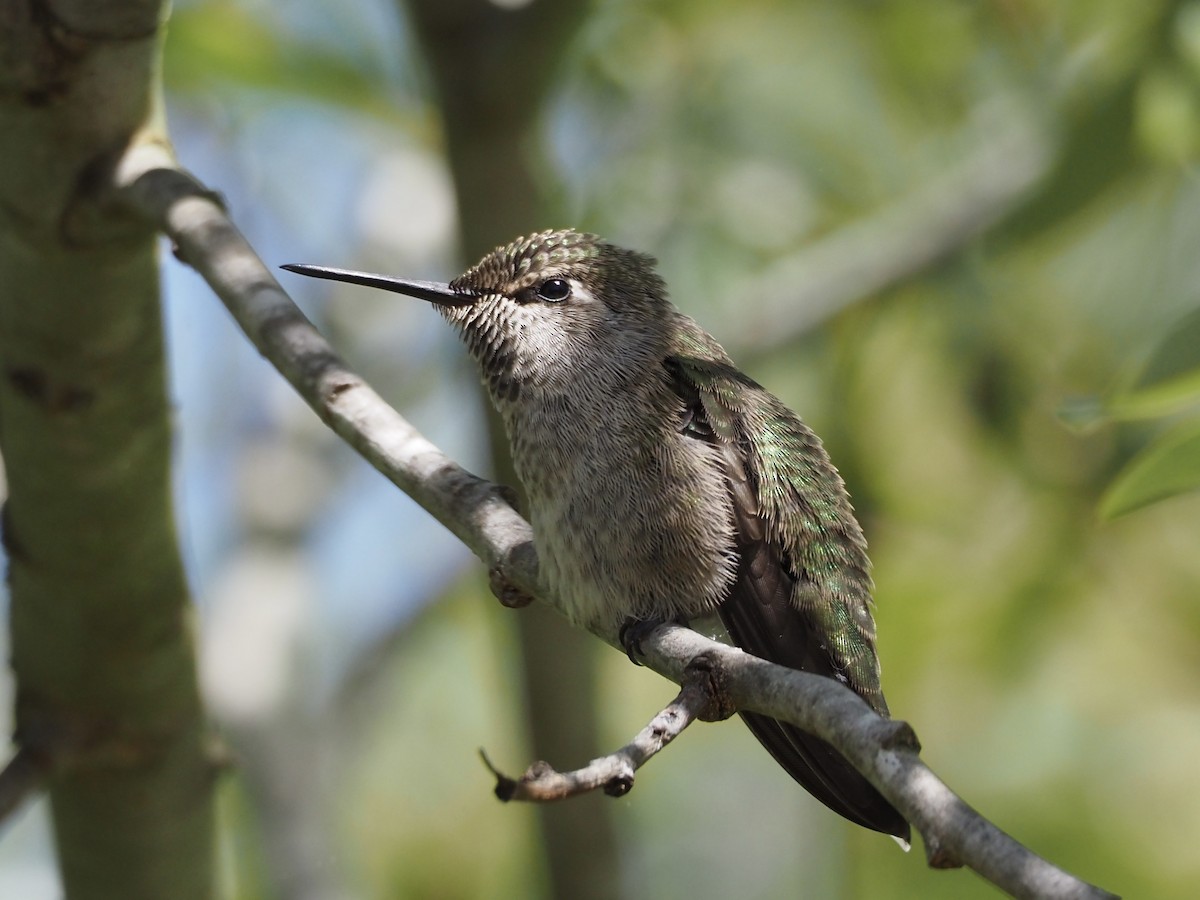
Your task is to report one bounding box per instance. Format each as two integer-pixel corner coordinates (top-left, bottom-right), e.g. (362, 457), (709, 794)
(450, 229), (606, 294)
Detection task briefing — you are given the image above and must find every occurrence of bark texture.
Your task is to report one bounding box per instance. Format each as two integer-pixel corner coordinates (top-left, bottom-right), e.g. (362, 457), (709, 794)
(0, 2), (214, 896)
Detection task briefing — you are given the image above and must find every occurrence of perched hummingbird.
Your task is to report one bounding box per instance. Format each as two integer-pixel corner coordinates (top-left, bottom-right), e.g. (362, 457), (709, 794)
(283, 229), (909, 841)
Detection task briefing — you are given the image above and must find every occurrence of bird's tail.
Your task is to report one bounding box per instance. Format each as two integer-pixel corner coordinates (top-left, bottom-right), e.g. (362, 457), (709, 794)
(736, 708), (910, 840)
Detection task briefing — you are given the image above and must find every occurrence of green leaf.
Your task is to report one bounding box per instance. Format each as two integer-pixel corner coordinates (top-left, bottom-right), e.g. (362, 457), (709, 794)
(1100, 417), (1200, 518)
(1107, 305), (1200, 421)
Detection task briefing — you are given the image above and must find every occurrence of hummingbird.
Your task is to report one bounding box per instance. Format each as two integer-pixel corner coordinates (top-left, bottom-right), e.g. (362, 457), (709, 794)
(283, 229), (909, 841)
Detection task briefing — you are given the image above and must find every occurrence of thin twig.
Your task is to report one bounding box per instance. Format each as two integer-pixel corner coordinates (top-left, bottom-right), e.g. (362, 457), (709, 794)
(113, 146), (1118, 900)
(482, 661), (714, 802)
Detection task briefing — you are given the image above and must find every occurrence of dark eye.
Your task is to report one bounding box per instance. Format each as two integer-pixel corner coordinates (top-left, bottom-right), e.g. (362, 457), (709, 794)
(535, 278), (571, 302)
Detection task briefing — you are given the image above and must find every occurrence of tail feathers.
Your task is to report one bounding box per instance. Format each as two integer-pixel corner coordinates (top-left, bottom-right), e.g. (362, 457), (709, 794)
(716, 526), (910, 840)
(739, 710), (910, 840)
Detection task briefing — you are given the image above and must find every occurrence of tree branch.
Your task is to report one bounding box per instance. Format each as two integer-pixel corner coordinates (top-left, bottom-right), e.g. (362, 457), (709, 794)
(481, 656), (716, 803)
(113, 140), (538, 593)
(113, 148), (1117, 900)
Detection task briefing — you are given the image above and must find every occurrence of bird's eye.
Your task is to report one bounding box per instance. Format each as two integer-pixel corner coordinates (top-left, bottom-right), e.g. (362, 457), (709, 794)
(535, 278), (571, 302)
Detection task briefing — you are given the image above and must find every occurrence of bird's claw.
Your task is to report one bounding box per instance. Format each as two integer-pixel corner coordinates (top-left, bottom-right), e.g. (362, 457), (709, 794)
(618, 615), (684, 665)
(493, 483), (522, 511)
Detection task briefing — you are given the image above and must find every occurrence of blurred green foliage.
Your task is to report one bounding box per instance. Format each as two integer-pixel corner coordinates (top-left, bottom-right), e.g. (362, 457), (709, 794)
(163, 0), (1200, 898)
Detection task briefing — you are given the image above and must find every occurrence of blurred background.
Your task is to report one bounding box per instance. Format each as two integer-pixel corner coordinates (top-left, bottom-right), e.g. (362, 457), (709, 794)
(3, 0), (1200, 897)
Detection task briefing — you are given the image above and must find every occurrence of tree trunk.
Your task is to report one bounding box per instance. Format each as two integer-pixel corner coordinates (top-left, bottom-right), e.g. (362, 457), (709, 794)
(404, 2), (623, 897)
(0, 2), (214, 896)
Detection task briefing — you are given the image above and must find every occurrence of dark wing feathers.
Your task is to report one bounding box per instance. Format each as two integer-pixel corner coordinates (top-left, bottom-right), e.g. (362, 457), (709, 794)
(666, 349), (909, 841)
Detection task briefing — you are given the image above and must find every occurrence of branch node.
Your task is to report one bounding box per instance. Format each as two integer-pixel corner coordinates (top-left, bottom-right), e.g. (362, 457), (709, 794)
(683, 651), (737, 722)
(923, 833), (965, 870)
(879, 718), (922, 753)
(324, 377), (357, 400)
(602, 767), (635, 797)
(488, 565), (534, 609)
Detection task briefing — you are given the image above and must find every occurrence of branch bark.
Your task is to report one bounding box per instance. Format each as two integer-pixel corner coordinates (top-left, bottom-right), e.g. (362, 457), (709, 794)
(481, 657), (716, 803)
(114, 148), (1117, 900)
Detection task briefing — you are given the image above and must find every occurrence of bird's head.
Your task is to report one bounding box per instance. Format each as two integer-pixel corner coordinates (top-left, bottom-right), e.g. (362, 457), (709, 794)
(284, 229), (671, 401)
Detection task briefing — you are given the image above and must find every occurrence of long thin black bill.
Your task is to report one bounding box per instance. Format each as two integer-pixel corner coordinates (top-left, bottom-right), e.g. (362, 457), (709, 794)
(280, 263), (476, 307)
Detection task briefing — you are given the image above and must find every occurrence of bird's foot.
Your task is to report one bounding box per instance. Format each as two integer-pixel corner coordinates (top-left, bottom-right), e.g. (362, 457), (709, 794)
(493, 482), (522, 511)
(618, 614), (686, 665)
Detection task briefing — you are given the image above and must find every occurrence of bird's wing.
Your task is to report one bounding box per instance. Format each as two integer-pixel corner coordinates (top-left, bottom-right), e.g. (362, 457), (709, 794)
(666, 340), (909, 840)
